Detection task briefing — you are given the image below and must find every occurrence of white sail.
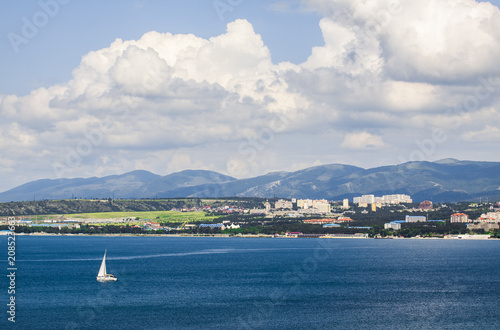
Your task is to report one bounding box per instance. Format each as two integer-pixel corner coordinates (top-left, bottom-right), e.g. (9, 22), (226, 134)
(97, 251), (107, 277)
(97, 250), (117, 282)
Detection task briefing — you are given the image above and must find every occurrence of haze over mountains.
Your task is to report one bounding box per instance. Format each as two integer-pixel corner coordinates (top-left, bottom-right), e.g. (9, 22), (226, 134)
(1, 159), (500, 203)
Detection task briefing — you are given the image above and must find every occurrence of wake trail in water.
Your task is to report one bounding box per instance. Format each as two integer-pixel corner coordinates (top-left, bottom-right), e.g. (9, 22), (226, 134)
(18, 247), (316, 262)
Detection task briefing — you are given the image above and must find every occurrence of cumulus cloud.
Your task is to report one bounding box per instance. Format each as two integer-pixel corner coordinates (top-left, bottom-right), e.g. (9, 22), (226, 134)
(305, 0), (500, 82)
(462, 125), (500, 142)
(1, 0), (500, 191)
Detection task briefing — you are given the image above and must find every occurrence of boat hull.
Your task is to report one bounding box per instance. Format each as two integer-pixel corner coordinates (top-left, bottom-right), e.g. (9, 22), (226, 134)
(97, 276), (117, 282)
(97, 250), (117, 282)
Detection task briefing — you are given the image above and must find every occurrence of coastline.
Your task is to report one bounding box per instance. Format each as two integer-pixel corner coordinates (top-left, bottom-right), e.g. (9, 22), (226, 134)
(9, 233), (498, 240)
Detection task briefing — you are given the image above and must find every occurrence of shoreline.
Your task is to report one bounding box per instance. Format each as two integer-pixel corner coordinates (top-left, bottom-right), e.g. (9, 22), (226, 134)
(7, 233), (498, 240)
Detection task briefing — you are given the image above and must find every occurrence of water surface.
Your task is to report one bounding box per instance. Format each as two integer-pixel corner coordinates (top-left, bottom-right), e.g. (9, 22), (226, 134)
(2, 236), (499, 329)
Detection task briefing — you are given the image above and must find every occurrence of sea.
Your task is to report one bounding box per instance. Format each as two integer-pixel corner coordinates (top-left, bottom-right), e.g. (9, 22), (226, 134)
(1, 235), (500, 329)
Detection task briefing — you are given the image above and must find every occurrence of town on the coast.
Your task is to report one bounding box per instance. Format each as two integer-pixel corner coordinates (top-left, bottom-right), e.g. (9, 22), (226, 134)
(1, 194), (500, 239)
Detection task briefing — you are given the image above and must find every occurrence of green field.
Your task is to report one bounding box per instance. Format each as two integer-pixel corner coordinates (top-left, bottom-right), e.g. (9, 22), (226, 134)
(59, 211), (220, 223)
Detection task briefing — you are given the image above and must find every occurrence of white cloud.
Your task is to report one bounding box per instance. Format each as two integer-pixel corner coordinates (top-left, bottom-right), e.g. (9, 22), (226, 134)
(305, 0), (500, 82)
(462, 125), (500, 142)
(381, 81), (439, 112)
(341, 132), (385, 150)
(1, 1), (500, 191)
(303, 17), (384, 77)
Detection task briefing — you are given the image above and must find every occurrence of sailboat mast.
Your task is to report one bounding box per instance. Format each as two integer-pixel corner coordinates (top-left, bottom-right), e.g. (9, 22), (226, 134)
(103, 250), (107, 275)
(97, 249), (116, 282)
(98, 251), (107, 277)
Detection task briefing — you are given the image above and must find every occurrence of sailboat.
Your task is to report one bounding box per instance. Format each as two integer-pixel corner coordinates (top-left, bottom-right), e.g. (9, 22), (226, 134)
(96, 250), (117, 282)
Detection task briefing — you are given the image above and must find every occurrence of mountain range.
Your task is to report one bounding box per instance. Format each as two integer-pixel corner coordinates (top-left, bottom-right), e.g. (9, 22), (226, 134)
(1, 159), (499, 203)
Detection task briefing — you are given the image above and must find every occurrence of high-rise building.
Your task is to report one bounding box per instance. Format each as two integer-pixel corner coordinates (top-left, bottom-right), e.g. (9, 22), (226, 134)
(376, 194), (412, 204)
(315, 202), (331, 214)
(353, 194), (412, 205)
(297, 199), (313, 209)
(275, 199), (293, 209)
(353, 195), (375, 204)
(312, 199), (328, 208)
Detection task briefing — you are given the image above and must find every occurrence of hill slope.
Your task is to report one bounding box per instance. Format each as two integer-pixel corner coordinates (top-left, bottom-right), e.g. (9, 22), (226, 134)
(1, 159), (499, 202)
(0, 170), (236, 202)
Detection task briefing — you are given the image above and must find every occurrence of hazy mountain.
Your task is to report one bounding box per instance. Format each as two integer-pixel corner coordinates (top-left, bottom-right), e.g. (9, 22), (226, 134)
(188, 164), (365, 199)
(187, 159), (500, 202)
(1, 159), (499, 202)
(0, 170), (235, 202)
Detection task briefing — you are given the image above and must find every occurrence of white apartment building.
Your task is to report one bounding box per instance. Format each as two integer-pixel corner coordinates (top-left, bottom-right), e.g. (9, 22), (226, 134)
(296, 199), (331, 213)
(275, 199), (293, 209)
(314, 202), (331, 214)
(384, 222), (401, 230)
(353, 194), (412, 205)
(353, 195), (375, 204)
(378, 194), (412, 204)
(312, 199), (328, 208)
(405, 215), (426, 223)
(297, 199), (313, 209)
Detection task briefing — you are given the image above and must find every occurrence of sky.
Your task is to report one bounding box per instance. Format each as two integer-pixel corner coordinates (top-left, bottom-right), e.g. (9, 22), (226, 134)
(0, 0), (500, 192)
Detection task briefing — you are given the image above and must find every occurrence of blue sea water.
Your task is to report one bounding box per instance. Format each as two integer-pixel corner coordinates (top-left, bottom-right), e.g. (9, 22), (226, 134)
(1, 236), (500, 329)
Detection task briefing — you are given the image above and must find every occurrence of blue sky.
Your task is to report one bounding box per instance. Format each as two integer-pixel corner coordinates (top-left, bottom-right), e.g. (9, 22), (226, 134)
(1, 0), (500, 192)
